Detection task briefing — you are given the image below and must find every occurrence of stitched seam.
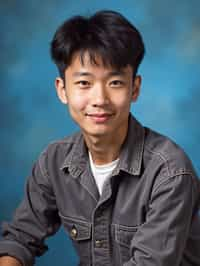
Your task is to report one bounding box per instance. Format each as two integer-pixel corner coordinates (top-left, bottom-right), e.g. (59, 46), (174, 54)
(80, 181), (98, 203)
(58, 212), (92, 226)
(38, 151), (52, 186)
(152, 173), (194, 195)
(145, 145), (170, 176)
(111, 223), (138, 230)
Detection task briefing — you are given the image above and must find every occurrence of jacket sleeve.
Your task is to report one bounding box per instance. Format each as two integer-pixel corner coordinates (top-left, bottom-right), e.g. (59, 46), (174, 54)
(0, 150), (61, 266)
(123, 174), (199, 266)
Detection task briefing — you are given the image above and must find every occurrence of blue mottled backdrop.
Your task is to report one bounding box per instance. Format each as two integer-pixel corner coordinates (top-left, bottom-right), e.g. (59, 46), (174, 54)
(0, 1), (200, 265)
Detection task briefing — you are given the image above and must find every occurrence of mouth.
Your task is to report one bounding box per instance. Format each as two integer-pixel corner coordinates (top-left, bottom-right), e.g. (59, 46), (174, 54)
(86, 113), (113, 123)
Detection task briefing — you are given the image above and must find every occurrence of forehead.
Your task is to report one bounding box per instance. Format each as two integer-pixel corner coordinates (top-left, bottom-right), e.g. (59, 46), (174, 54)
(65, 51), (133, 77)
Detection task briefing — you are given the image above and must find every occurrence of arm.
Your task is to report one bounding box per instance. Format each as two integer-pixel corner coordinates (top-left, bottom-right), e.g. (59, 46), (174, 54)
(0, 150), (61, 266)
(124, 174), (198, 266)
(0, 256), (22, 266)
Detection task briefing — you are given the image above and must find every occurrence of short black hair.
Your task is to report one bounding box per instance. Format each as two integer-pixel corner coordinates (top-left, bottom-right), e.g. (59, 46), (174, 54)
(50, 10), (145, 79)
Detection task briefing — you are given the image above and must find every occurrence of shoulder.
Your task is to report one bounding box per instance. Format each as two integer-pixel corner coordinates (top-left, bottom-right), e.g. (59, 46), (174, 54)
(36, 131), (82, 175)
(43, 131), (81, 155)
(143, 127), (200, 205)
(143, 127), (197, 178)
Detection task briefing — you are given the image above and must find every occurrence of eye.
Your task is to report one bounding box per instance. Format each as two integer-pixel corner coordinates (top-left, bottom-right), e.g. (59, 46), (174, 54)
(75, 80), (91, 88)
(110, 80), (124, 87)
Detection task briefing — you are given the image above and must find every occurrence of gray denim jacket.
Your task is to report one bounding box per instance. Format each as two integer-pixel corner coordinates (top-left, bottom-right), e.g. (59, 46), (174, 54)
(0, 114), (200, 266)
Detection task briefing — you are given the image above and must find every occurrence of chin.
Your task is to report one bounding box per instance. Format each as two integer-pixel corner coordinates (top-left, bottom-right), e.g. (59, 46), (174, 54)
(83, 128), (111, 137)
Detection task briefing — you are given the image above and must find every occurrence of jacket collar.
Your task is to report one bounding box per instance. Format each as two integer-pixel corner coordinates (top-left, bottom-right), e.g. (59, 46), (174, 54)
(116, 114), (145, 176)
(60, 113), (145, 178)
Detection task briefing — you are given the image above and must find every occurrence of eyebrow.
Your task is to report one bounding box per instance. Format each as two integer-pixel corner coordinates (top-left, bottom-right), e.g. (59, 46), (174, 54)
(72, 70), (126, 78)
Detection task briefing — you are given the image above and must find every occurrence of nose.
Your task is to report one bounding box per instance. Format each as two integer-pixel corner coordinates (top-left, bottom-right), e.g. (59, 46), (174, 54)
(91, 84), (109, 107)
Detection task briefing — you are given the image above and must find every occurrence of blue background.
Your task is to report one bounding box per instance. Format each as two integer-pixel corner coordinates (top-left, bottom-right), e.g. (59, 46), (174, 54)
(0, 1), (200, 265)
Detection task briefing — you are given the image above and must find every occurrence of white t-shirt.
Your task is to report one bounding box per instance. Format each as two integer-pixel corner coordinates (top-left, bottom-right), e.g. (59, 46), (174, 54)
(89, 152), (119, 195)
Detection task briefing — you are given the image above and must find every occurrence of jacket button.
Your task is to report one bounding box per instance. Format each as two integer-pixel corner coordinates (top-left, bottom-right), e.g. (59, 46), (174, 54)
(95, 240), (102, 248)
(70, 227), (77, 238)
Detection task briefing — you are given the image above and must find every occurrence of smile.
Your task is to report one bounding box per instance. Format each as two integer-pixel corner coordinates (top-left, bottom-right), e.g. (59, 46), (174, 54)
(86, 113), (113, 123)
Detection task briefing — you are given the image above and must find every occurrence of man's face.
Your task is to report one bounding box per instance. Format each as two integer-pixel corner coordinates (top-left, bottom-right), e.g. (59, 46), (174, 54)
(55, 52), (141, 140)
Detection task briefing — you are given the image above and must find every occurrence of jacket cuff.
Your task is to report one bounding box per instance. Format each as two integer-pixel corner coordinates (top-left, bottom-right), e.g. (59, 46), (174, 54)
(0, 240), (34, 266)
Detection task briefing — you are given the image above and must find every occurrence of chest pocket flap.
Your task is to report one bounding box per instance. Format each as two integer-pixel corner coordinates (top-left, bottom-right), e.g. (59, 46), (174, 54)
(59, 213), (92, 241)
(115, 224), (138, 248)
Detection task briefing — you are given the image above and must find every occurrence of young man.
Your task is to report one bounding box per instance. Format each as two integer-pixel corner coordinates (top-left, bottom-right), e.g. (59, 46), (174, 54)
(0, 10), (200, 266)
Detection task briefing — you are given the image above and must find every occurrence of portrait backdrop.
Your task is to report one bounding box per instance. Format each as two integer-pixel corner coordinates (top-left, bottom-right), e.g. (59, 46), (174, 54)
(0, 0), (200, 265)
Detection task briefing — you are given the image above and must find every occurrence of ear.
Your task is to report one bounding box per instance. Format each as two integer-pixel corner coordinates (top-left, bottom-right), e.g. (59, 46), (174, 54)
(55, 77), (68, 104)
(131, 75), (141, 102)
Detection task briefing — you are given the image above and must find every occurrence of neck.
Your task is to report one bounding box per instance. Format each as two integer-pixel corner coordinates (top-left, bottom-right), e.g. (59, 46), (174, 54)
(83, 125), (128, 165)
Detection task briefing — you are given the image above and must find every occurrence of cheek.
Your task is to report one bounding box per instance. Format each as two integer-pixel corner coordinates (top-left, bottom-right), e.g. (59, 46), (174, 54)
(113, 93), (132, 110)
(68, 94), (88, 111)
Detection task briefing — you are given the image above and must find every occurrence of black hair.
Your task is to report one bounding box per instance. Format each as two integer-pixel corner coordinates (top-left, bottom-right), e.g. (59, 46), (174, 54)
(50, 10), (145, 79)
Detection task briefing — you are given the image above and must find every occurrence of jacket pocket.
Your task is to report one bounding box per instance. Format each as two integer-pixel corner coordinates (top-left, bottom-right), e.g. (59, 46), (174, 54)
(115, 224), (138, 264)
(59, 213), (92, 265)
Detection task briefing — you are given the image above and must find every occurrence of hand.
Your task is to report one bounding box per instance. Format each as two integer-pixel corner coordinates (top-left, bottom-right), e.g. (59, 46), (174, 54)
(0, 256), (22, 266)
